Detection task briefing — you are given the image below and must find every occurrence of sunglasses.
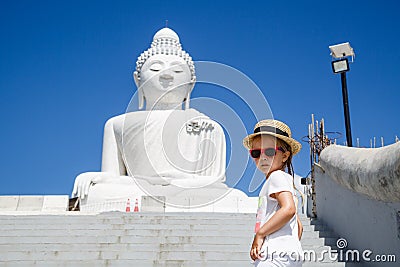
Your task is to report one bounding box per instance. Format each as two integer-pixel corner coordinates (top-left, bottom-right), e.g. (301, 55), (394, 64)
(249, 147), (285, 158)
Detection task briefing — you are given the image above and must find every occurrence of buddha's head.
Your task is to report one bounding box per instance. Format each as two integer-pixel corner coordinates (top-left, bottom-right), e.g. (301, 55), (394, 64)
(134, 28), (196, 110)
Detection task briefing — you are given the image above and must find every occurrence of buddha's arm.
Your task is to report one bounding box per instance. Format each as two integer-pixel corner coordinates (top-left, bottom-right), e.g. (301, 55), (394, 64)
(101, 117), (127, 176)
(211, 123), (226, 181)
(169, 121), (227, 186)
(195, 122), (226, 181)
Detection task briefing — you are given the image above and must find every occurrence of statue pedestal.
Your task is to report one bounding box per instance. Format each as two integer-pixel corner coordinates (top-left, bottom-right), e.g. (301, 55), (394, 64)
(79, 181), (257, 213)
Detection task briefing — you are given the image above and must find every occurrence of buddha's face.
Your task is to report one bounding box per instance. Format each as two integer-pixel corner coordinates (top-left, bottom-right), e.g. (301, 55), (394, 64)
(135, 54), (193, 109)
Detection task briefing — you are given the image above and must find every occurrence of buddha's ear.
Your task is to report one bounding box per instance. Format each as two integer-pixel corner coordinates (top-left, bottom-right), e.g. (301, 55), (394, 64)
(134, 71), (145, 109)
(138, 88), (145, 110)
(133, 71), (140, 87)
(184, 80), (195, 110)
(184, 91), (191, 110)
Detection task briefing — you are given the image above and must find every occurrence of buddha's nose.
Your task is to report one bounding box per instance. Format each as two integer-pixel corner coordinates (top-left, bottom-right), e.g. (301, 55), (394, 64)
(160, 73), (173, 80)
(159, 73), (174, 88)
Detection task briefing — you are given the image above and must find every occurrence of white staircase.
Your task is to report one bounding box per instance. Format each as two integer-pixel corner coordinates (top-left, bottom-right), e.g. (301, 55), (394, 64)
(0, 212), (345, 266)
(301, 216), (346, 267)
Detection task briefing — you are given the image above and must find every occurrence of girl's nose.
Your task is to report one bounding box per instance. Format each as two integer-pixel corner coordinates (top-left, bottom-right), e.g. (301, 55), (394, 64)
(259, 152), (268, 160)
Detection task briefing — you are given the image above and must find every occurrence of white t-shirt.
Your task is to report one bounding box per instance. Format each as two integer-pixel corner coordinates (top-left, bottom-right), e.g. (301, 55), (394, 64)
(255, 170), (302, 257)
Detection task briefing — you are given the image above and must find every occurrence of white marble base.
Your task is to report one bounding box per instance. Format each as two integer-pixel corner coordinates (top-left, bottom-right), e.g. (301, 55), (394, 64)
(80, 181), (257, 213)
(0, 195), (68, 212)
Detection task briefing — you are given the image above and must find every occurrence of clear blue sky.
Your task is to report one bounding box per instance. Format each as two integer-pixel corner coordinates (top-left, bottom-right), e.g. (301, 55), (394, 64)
(1, 0), (399, 197)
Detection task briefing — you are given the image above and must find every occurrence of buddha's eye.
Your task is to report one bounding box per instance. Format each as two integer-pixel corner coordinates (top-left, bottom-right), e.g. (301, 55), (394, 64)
(150, 63), (162, 71)
(171, 66), (183, 73)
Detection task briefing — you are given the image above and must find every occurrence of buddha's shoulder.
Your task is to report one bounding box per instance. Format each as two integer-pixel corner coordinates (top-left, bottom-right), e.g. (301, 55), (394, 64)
(104, 114), (124, 129)
(103, 109), (222, 131)
(104, 111), (152, 125)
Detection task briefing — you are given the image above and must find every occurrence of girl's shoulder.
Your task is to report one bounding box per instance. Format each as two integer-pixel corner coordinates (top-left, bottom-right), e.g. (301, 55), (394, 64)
(269, 170), (292, 181)
(267, 170), (293, 190)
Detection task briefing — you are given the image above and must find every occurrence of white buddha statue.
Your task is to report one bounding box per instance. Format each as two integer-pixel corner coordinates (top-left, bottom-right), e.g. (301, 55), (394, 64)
(72, 28), (248, 211)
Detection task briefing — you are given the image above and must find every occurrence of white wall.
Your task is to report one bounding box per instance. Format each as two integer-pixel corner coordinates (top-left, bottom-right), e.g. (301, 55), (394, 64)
(313, 146), (400, 267)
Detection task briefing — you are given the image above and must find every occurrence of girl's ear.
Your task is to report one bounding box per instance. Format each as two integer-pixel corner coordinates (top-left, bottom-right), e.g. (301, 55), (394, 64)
(282, 151), (291, 163)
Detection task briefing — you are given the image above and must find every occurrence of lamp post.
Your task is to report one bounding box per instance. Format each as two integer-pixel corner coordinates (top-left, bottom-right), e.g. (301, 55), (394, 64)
(329, 42), (355, 147)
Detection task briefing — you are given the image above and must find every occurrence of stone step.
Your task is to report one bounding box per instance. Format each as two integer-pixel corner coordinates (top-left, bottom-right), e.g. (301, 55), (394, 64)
(0, 229), (253, 237)
(1, 263), (346, 267)
(0, 212), (248, 219)
(0, 243), (251, 252)
(0, 229), (330, 240)
(1, 250), (250, 261)
(0, 225), (316, 235)
(304, 263), (346, 267)
(0, 260), (253, 267)
(0, 211), (255, 217)
(0, 235), (252, 245)
(0, 232), (326, 245)
(301, 237), (338, 247)
(0, 215), (313, 228)
(303, 224), (331, 232)
(0, 219), (255, 226)
(302, 230), (339, 239)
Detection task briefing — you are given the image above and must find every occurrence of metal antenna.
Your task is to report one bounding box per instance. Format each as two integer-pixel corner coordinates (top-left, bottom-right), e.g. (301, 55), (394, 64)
(165, 20), (169, 28)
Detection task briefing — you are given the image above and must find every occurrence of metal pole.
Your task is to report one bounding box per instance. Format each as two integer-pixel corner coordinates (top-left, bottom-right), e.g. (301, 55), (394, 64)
(340, 72), (353, 147)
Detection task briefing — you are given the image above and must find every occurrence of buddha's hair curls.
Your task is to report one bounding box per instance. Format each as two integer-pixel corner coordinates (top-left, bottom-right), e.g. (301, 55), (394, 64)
(135, 37), (196, 82)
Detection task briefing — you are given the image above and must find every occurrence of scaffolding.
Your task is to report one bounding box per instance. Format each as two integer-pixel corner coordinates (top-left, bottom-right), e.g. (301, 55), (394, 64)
(302, 114), (341, 217)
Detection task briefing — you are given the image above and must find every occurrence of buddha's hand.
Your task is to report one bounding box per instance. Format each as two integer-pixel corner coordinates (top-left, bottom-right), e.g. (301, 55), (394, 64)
(72, 172), (104, 200)
(185, 119), (215, 133)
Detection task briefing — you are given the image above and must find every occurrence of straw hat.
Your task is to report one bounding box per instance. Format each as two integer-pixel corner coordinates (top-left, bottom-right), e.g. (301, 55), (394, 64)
(243, 119), (302, 155)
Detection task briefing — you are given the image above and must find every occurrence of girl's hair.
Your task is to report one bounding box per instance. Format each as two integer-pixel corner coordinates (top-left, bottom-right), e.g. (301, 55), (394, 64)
(275, 138), (304, 208)
(275, 138), (294, 176)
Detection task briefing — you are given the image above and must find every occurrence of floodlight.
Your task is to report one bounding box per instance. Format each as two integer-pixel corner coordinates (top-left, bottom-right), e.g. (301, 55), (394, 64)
(329, 42), (355, 59)
(328, 42), (355, 147)
(332, 58), (349, 74)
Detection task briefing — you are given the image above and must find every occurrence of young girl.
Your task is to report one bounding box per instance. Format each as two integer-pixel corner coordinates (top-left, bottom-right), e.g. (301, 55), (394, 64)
(243, 119), (303, 266)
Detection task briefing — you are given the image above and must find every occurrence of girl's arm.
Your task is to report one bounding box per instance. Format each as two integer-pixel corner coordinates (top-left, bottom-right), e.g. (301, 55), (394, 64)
(250, 191), (296, 260)
(297, 216), (303, 240)
(293, 195), (303, 240)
